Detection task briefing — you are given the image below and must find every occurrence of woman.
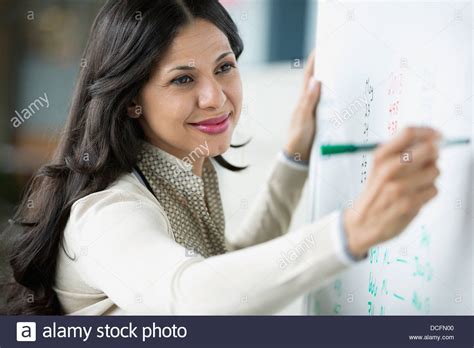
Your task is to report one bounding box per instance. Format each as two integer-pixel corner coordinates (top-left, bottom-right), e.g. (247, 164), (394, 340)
(2, 0), (440, 315)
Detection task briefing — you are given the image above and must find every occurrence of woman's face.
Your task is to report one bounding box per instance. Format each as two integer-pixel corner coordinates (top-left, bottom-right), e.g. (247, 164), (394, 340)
(132, 19), (242, 161)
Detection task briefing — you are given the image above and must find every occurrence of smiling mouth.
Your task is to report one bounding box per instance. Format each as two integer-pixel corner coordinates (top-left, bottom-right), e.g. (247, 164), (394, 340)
(189, 112), (231, 126)
(188, 112), (232, 135)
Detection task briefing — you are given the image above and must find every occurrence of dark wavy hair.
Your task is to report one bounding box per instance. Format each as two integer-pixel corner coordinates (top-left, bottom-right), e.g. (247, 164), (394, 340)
(1, 0), (245, 315)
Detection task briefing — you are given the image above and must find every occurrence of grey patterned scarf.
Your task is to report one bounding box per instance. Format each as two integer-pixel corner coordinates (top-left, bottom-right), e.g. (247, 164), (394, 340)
(135, 140), (227, 258)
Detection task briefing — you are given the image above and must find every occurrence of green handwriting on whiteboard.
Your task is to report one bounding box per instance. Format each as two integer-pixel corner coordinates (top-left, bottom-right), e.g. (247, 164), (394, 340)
(368, 271), (378, 297)
(413, 256), (433, 282)
(412, 291), (431, 314)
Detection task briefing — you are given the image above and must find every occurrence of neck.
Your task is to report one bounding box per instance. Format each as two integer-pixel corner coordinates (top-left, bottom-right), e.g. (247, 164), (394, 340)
(191, 158), (205, 177)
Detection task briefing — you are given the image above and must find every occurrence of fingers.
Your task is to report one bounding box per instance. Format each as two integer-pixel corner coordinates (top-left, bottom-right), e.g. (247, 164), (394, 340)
(351, 127), (442, 250)
(300, 78), (321, 115)
(398, 184), (438, 217)
(374, 127), (441, 161)
(406, 140), (439, 169)
(298, 50), (320, 114)
(375, 156), (439, 220)
(372, 129), (440, 183)
(383, 182), (438, 222)
(374, 143), (438, 184)
(391, 161), (440, 194)
(303, 48), (316, 87)
(413, 184), (438, 209)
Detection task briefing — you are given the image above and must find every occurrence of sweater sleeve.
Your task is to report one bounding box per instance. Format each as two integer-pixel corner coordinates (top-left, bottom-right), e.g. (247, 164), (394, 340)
(65, 189), (353, 315)
(225, 152), (309, 251)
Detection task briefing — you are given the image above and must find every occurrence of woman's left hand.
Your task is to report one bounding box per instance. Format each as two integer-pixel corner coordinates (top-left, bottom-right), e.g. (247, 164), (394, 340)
(284, 49), (321, 162)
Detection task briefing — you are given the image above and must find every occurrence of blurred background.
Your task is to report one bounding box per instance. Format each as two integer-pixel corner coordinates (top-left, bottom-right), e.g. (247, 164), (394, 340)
(0, 0), (319, 314)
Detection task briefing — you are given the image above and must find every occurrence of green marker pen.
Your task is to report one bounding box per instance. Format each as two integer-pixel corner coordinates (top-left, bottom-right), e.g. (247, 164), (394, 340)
(320, 137), (470, 156)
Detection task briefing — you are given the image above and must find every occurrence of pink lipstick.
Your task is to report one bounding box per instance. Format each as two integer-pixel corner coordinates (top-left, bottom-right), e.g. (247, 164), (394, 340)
(189, 112), (231, 135)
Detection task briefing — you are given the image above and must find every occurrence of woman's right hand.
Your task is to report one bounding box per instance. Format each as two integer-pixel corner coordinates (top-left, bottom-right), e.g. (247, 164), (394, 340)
(344, 127), (441, 258)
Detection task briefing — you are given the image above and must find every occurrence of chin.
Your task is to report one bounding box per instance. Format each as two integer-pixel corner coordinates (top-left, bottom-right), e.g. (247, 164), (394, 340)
(206, 137), (232, 157)
(207, 144), (230, 157)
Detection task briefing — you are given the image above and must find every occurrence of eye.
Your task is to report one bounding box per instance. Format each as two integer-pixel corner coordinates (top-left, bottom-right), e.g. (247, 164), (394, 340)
(170, 62), (236, 87)
(171, 75), (193, 86)
(217, 62), (235, 74)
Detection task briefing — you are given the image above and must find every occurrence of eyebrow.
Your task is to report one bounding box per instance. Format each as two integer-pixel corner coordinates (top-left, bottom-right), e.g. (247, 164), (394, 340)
(166, 51), (234, 74)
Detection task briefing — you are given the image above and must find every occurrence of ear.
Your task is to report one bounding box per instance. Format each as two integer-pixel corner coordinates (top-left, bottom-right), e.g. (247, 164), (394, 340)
(127, 99), (143, 119)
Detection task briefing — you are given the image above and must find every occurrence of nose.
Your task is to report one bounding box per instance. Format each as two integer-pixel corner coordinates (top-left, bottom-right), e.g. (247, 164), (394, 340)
(197, 77), (226, 110)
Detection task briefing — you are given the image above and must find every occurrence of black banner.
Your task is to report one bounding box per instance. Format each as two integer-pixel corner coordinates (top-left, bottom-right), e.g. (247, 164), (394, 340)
(1, 315), (472, 347)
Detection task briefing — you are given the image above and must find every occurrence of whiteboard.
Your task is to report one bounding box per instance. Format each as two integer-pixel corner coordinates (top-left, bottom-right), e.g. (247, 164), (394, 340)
(306, 0), (472, 315)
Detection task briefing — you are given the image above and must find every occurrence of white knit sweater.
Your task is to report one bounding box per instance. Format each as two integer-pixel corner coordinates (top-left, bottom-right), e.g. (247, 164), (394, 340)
(54, 142), (359, 315)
